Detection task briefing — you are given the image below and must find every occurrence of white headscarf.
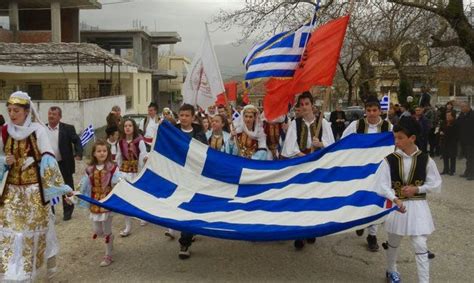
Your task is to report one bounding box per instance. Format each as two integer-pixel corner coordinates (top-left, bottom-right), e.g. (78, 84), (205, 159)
(234, 104), (265, 140)
(161, 107), (175, 120)
(6, 91), (45, 140)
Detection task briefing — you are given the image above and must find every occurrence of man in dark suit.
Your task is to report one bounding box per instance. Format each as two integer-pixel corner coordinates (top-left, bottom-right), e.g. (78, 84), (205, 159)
(419, 87), (432, 108)
(47, 106), (83, 220)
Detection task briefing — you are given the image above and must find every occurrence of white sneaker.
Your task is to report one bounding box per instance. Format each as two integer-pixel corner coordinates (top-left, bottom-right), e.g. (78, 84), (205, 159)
(165, 230), (175, 240)
(119, 230), (131, 237)
(100, 255), (113, 267)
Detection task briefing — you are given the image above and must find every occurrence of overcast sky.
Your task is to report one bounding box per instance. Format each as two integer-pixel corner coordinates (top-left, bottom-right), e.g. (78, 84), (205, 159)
(81, 0), (245, 56)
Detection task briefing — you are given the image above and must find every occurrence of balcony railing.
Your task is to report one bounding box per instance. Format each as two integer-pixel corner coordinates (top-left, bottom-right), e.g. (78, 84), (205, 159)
(0, 83), (122, 101)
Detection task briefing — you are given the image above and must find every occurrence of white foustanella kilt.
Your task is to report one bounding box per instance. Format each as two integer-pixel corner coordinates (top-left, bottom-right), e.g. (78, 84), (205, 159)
(385, 199), (435, 236)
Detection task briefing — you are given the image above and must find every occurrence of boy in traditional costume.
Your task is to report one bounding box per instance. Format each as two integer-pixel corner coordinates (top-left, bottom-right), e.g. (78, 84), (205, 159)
(281, 91), (335, 250)
(342, 95), (392, 252)
(375, 117), (441, 283)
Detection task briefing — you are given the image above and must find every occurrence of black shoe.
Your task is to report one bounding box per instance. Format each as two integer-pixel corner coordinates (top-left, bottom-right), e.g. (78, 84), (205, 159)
(440, 171), (448, 175)
(448, 172), (454, 176)
(294, 240), (305, 250)
(467, 177), (474, 181)
(366, 235), (379, 252)
(306, 238), (316, 244)
(178, 245), (190, 260)
(355, 229), (364, 236)
(63, 215), (72, 221)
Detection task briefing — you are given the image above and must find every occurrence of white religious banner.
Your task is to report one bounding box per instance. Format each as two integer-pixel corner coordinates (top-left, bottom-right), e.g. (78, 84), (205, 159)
(182, 24), (225, 109)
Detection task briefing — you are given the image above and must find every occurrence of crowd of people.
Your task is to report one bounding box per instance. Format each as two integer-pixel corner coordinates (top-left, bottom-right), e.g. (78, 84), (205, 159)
(1, 88), (471, 282)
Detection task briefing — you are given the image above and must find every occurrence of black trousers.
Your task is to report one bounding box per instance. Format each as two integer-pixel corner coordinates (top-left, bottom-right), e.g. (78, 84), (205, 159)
(442, 153), (456, 174)
(464, 145), (474, 177)
(58, 161), (74, 219)
(179, 232), (194, 248)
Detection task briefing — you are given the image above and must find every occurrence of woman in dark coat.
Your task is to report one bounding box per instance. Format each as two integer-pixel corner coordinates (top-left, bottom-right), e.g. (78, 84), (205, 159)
(439, 111), (458, 175)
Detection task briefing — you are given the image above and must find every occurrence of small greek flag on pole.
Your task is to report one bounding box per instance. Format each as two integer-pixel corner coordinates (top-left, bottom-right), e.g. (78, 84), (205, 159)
(380, 94), (390, 111)
(51, 196), (60, 206)
(80, 124), (95, 147)
(231, 106), (241, 121)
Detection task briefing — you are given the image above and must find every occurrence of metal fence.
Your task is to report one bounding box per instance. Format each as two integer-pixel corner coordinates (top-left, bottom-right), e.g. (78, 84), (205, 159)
(0, 83), (122, 101)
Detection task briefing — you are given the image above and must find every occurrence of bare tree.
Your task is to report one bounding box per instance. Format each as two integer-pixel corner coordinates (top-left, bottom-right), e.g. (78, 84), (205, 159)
(388, 0), (474, 63)
(213, 0), (339, 44)
(214, 0), (468, 104)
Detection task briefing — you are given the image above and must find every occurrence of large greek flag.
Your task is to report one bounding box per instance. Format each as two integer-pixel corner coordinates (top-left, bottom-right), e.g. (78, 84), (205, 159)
(79, 121), (396, 241)
(243, 9), (319, 81)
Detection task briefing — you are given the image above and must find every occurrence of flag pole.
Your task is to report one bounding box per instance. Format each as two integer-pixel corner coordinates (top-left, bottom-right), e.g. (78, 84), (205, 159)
(222, 84), (241, 154)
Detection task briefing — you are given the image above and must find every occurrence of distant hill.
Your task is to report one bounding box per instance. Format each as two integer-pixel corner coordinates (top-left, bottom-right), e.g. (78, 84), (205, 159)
(175, 41), (254, 80)
(214, 42), (253, 80)
(214, 44), (253, 80)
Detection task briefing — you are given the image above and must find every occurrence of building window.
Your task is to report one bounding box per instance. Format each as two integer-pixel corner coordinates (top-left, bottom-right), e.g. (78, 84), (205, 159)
(98, 79), (112, 97)
(146, 79), (149, 102)
(27, 83), (42, 100)
(137, 79), (141, 105)
(126, 95), (133, 110)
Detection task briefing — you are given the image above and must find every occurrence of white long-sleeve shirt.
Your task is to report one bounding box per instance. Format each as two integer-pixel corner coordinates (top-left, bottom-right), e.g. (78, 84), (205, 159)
(281, 117), (334, 158)
(375, 148), (442, 201)
(375, 148), (442, 235)
(341, 118), (393, 139)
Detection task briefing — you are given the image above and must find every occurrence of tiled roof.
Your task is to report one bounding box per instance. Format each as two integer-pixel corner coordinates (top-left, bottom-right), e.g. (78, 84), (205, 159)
(0, 42), (136, 67)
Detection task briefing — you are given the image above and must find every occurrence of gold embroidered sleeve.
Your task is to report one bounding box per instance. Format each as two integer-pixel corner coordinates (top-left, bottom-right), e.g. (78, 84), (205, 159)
(42, 166), (65, 189)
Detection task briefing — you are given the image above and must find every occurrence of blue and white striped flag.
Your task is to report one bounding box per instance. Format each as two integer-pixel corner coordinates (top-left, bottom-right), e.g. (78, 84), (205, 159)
(380, 94), (390, 111)
(51, 196), (60, 206)
(243, 5), (319, 81)
(78, 121), (396, 241)
(80, 124), (95, 147)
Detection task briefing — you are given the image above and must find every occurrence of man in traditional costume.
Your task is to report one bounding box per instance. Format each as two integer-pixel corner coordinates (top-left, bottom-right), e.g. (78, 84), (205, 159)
(281, 91), (335, 250)
(0, 91), (72, 281)
(341, 95), (393, 252)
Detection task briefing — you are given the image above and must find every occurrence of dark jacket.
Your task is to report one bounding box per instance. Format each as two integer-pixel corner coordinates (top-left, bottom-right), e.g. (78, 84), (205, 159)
(457, 109), (474, 146)
(439, 121), (458, 156)
(175, 123), (208, 145)
(57, 122), (83, 174)
(419, 92), (431, 107)
(329, 110), (346, 132)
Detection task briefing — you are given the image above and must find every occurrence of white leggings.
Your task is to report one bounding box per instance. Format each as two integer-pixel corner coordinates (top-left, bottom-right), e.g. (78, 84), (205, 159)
(92, 217), (114, 256)
(386, 233), (430, 283)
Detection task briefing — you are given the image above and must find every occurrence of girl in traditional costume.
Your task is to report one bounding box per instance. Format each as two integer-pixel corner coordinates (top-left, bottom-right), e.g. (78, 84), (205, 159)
(78, 140), (121, 267)
(0, 91), (71, 281)
(227, 105), (268, 160)
(115, 118), (147, 236)
(206, 114), (232, 152)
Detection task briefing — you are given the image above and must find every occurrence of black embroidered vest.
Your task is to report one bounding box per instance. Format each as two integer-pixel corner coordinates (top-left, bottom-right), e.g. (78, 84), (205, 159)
(356, 118), (390, 133)
(385, 151), (428, 200)
(295, 117), (323, 154)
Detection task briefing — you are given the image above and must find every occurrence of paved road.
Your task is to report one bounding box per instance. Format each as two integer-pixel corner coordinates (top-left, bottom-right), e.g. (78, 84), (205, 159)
(44, 158), (473, 282)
